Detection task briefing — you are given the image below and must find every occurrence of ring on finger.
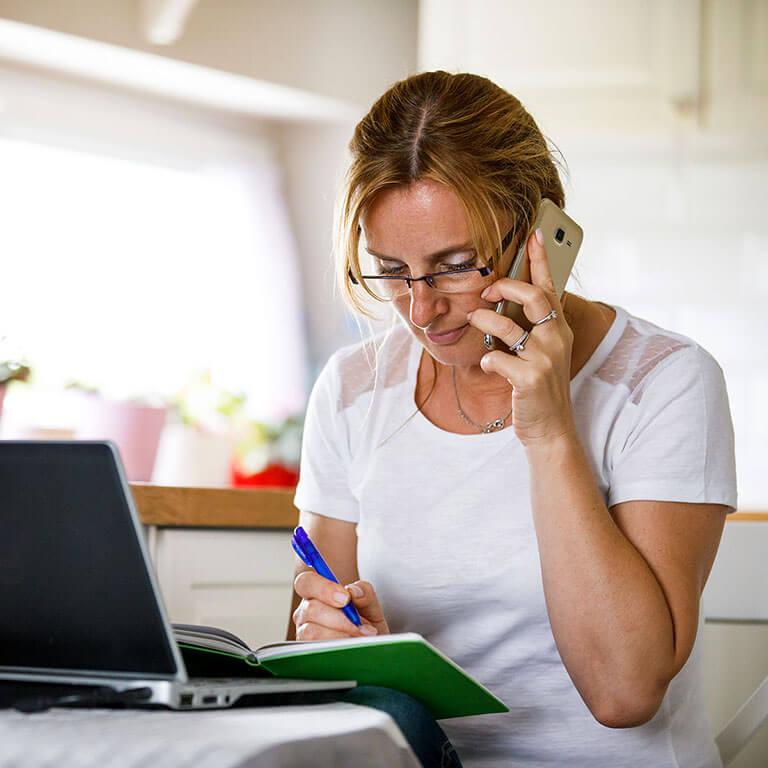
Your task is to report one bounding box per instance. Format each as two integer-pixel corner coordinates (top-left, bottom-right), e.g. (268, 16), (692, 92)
(508, 330), (529, 354)
(533, 309), (558, 326)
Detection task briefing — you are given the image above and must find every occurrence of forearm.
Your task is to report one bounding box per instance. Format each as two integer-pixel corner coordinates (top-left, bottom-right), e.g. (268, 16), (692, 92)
(526, 432), (676, 725)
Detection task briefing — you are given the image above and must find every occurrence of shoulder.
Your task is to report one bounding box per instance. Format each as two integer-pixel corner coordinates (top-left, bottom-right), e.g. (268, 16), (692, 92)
(593, 309), (724, 406)
(594, 311), (736, 510)
(319, 324), (415, 413)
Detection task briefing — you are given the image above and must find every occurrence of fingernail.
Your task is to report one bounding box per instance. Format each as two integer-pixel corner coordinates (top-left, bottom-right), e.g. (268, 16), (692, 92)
(466, 311), (474, 321)
(535, 228), (544, 246)
(360, 625), (377, 636)
(333, 591), (349, 606)
(481, 287), (490, 299)
(347, 584), (364, 598)
(480, 355), (490, 371)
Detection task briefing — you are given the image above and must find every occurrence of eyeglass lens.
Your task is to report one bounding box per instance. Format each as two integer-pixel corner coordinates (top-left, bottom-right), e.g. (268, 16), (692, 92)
(358, 252), (490, 300)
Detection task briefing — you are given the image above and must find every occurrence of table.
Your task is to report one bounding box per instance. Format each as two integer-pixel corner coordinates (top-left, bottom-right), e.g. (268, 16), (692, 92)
(0, 702), (421, 768)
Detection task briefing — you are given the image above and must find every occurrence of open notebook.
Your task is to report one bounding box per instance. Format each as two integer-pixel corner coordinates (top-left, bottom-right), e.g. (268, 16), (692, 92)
(174, 624), (508, 720)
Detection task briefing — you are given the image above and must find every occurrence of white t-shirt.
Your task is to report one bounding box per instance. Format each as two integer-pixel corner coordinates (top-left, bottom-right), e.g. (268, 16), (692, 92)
(294, 305), (737, 768)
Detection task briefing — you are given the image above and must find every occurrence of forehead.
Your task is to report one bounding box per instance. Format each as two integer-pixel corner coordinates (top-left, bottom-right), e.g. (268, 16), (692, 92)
(361, 180), (470, 256)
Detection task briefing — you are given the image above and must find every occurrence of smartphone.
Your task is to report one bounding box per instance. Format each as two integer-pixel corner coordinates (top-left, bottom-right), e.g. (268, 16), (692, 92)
(484, 198), (583, 351)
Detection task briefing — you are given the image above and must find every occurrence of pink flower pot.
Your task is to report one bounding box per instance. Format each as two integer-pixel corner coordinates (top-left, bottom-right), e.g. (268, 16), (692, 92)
(152, 423), (233, 487)
(74, 395), (168, 481)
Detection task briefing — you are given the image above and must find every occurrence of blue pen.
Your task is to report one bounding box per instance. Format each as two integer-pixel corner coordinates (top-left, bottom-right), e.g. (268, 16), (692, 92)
(291, 526), (362, 627)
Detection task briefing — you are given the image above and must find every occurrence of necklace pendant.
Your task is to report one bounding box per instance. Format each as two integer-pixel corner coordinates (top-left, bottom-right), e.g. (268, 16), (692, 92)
(483, 419), (505, 434)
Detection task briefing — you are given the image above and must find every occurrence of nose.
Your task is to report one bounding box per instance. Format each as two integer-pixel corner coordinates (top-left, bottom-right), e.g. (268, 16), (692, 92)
(408, 280), (448, 330)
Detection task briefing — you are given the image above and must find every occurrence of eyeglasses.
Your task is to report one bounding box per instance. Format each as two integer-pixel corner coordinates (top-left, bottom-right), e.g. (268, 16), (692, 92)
(350, 225), (516, 301)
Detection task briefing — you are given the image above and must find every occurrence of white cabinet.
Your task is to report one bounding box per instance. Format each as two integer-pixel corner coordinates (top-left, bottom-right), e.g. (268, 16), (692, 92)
(419, 0), (701, 134)
(702, 521), (768, 767)
(703, 521), (768, 621)
(703, 0), (768, 133)
(703, 621), (768, 768)
(419, 0), (767, 135)
(150, 527), (295, 649)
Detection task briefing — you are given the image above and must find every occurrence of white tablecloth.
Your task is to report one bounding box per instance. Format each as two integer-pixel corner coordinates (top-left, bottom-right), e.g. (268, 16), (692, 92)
(0, 702), (421, 768)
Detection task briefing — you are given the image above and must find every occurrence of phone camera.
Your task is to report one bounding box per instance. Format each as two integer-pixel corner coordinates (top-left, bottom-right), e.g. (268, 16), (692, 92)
(554, 228), (565, 244)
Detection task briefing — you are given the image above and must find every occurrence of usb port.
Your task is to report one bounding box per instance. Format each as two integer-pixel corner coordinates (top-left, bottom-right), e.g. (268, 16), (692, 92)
(179, 693), (194, 707)
(202, 695), (217, 705)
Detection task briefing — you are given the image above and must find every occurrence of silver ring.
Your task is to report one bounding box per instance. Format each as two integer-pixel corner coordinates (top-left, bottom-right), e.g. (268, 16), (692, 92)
(533, 309), (558, 326)
(508, 330), (529, 354)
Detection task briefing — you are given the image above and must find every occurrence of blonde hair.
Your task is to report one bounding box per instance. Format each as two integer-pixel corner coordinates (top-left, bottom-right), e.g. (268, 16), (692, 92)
(334, 70), (566, 318)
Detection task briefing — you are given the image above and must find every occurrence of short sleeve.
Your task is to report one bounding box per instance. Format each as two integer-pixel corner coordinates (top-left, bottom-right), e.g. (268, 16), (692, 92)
(293, 355), (360, 523)
(607, 346), (737, 511)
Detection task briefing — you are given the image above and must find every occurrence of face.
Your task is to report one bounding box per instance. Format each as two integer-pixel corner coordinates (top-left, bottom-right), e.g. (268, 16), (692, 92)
(361, 180), (497, 366)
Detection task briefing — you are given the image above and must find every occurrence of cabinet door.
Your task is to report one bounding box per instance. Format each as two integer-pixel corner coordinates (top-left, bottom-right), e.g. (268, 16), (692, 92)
(153, 528), (295, 649)
(419, 0), (701, 134)
(703, 0), (768, 133)
(702, 621), (768, 768)
(703, 522), (768, 621)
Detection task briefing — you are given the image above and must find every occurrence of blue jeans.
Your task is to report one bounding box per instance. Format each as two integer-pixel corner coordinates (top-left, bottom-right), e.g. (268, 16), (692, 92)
(341, 685), (464, 768)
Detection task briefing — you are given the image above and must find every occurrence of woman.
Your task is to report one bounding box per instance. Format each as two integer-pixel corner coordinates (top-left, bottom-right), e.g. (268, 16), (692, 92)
(289, 71), (736, 767)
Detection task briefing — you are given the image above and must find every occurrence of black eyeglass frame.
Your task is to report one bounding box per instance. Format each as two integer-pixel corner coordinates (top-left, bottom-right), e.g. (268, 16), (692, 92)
(348, 224), (516, 296)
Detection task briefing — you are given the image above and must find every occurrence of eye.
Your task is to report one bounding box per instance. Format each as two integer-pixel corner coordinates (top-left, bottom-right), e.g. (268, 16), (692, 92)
(376, 260), (408, 276)
(439, 252), (477, 272)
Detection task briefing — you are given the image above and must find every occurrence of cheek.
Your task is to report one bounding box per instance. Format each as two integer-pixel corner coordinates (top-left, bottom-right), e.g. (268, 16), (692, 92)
(391, 296), (411, 323)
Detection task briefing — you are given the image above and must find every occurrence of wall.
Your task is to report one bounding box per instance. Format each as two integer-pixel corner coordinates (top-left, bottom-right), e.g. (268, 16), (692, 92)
(0, 0), (420, 377)
(270, 121), (358, 375)
(0, 0), (418, 108)
(558, 134), (768, 510)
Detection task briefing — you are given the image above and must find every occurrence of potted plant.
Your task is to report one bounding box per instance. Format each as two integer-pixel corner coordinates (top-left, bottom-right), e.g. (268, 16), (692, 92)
(151, 372), (244, 487)
(231, 415), (303, 488)
(0, 338), (31, 422)
(71, 384), (168, 482)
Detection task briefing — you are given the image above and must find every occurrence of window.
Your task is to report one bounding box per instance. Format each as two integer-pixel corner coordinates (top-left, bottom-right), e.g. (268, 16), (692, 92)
(0, 68), (308, 425)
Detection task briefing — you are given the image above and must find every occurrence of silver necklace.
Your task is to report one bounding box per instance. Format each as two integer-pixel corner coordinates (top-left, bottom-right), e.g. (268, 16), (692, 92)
(452, 367), (513, 434)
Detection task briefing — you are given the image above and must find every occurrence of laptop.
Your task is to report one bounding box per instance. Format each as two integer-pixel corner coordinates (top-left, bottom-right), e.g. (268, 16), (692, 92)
(0, 440), (355, 709)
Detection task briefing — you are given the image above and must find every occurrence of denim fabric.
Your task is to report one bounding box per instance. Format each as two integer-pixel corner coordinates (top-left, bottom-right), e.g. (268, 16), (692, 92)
(341, 685), (464, 768)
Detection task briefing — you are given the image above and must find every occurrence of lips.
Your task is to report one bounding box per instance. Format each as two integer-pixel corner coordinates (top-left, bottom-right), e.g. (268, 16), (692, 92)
(425, 323), (469, 345)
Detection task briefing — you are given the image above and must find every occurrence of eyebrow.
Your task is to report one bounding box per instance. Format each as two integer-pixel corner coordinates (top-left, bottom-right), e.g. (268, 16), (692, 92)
(364, 243), (475, 263)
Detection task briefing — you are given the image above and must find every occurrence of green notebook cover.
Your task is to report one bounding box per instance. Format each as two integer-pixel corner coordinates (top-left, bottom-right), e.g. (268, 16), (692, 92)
(175, 628), (508, 720)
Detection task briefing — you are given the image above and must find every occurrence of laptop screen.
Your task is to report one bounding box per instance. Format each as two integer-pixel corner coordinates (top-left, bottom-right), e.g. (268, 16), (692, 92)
(0, 441), (179, 678)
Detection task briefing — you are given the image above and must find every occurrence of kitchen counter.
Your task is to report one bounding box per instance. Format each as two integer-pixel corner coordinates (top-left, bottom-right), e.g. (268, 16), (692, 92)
(130, 483), (765, 528)
(130, 484), (298, 528)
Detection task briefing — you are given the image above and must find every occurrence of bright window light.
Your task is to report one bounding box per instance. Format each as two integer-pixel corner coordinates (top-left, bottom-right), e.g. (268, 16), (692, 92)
(0, 135), (308, 421)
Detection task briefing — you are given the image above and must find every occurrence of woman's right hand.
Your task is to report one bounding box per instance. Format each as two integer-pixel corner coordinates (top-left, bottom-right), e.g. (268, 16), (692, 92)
(292, 572), (389, 640)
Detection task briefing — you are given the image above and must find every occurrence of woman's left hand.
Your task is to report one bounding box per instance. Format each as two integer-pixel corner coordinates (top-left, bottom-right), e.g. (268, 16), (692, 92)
(467, 229), (576, 448)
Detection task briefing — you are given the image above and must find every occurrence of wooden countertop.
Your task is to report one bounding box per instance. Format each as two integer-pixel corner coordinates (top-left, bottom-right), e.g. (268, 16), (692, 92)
(131, 484), (299, 528)
(130, 483), (768, 528)
(728, 512), (768, 522)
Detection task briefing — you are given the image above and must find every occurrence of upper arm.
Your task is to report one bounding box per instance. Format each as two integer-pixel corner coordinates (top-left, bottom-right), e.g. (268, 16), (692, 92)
(610, 500), (727, 674)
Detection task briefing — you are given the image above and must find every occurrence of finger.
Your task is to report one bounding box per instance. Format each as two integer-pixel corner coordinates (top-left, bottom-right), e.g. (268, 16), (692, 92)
(293, 597), (364, 634)
(468, 308), (534, 352)
(294, 570), (351, 608)
(345, 580), (387, 625)
(295, 621), (358, 642)
(527, 229), (557, 296)
(480, 349), (525, 382)
(480, 280), (555, 328)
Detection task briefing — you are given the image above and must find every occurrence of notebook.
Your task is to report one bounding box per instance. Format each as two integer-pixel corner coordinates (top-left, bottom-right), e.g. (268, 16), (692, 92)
(174, 624), (508, 719)
(0, 441), (354, 710)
